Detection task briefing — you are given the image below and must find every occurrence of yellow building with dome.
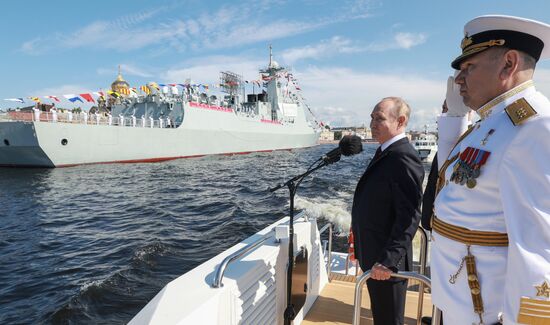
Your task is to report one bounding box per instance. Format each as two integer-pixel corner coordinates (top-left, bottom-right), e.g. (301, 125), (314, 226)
(111, 66), (130, 96)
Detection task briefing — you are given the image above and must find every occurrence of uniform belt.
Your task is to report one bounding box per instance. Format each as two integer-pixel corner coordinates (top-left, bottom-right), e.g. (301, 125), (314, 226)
(432, 217), (509, 246)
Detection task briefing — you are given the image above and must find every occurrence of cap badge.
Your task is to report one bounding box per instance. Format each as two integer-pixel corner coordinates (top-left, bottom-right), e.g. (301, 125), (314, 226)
(461, 36), (473, 50)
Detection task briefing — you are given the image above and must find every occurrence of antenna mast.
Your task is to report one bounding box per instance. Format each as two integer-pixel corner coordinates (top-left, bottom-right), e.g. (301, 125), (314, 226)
(269, 44), (273, 67)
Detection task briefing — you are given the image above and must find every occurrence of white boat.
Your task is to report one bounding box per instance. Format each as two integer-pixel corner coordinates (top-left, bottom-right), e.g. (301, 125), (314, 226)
(129, 212), (440, 325)
(0, 50), (320, 168)
(413, 127), (437, 163)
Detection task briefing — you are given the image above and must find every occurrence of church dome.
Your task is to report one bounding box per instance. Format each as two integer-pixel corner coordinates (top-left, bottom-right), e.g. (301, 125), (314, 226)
(111, 66), (130, 94)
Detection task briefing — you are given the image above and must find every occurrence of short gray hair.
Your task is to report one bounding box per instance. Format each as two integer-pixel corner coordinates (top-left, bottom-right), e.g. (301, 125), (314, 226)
(519, 51), (537, 69)
(489, 47), (536, 69)
(381, 97), (411, 125)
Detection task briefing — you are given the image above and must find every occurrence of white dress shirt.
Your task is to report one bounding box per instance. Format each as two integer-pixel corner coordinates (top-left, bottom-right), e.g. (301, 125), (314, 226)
(381, 133), (406, 152)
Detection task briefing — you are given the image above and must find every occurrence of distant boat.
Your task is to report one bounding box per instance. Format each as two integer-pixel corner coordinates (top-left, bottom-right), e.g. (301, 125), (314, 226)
(413, 126), (437, 163)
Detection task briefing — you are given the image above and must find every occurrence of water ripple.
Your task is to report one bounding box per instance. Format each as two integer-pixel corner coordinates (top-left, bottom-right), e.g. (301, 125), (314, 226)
(0, 143), (429, 324)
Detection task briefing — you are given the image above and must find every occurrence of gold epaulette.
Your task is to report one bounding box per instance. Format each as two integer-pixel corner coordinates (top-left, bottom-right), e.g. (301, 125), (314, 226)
(505, 98), (538, 126)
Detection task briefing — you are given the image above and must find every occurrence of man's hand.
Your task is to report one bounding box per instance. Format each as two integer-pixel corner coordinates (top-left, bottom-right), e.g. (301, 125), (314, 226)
(371, 263), (393, 280)
(445, 73), (471, 117)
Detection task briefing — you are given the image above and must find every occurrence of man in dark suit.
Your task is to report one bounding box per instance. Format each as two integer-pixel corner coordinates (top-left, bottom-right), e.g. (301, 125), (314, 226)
(352, 97), (424, 325)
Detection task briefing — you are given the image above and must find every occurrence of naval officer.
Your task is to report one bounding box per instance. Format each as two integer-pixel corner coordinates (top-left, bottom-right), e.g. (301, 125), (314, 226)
(432, 15), (550, 325)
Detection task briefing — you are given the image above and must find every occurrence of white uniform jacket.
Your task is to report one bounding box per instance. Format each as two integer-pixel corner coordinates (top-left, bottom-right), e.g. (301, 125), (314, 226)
(432, 81), (550, 325)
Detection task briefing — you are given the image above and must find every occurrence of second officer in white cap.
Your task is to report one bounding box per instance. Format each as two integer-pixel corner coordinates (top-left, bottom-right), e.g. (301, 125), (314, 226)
(432, 15), (550, 325)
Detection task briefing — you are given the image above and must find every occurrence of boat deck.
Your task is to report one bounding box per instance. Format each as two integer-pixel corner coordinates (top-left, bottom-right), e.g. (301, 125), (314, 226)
(303, 274), (433, 325)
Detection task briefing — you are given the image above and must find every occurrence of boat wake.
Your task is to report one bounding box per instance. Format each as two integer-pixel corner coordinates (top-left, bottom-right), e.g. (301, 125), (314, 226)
(295, 195), (351, 235)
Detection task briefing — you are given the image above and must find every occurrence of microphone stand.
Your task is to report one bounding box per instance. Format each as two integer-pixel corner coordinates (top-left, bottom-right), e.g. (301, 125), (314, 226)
(269, 155), (339, 325)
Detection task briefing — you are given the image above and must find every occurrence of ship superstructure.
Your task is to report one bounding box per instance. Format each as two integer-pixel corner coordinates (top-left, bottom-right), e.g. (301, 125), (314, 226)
(413, 125), (437, 163)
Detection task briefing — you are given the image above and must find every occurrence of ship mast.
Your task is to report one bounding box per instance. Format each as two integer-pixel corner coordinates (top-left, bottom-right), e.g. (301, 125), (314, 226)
(269, 44), (273, 68)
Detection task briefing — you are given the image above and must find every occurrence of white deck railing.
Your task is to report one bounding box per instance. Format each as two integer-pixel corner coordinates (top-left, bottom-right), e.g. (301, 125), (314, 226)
(1, 111), (175, 128)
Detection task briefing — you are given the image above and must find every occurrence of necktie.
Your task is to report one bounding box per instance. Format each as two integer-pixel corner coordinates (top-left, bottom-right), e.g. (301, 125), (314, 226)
(367, 147), (382, 168)
(373, 147), (382, 160)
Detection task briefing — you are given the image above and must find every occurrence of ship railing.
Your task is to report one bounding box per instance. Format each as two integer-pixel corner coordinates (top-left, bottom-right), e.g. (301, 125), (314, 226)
(345, 226), (429, 277)
(212, 212), (311, 288)
(2, 111), (175, 128)
(211, 234), (270, 288)
(319, 222), (333, 280)
(352, 270), (441, 325)
(2, 111), (34, 122)
(345, 226), (430, 323)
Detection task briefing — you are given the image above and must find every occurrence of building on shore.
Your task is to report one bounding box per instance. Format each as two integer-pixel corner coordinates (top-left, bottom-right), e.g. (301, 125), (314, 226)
(329, 126), (372, 141)
(319, 129), (335, 142)
(319, 125), (374, 143)
(409, 130), (438, 140)
(319, 123), (437, 144)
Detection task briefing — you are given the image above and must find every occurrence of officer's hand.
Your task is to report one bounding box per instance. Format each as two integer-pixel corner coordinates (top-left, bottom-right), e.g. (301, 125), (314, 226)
(445, 73), (471, 117)
(371, 263), (393, 280)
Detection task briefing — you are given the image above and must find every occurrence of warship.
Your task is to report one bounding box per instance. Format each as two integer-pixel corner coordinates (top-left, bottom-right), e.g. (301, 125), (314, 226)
(0, 50), (320, 167)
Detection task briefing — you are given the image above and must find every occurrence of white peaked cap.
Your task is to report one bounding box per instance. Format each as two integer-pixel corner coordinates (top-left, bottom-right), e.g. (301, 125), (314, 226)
(452, 15), (550, 69)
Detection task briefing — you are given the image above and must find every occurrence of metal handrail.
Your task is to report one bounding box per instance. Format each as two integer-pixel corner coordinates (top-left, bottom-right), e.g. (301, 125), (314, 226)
(211, 236), (269, 288)
(3, 111), (176, 128)
(417, 226), (428, 275)
(416, 226), (429, 325)
(352, 270), (441, 325)
(212, 212), (309, 288)
(344, 254), (360, 276)
(344, 227), (429, 280)
(319, 223), (333, 279)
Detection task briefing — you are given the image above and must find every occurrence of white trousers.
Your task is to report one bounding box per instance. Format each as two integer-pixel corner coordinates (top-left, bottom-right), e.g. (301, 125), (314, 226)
(430, 233), (511, 324)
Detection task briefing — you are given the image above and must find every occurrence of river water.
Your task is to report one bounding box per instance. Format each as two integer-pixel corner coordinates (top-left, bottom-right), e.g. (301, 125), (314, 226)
(0, 143), (429, 324)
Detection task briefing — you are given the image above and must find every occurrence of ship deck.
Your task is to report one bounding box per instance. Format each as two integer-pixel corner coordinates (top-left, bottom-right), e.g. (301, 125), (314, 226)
(303, 274), (433, 325)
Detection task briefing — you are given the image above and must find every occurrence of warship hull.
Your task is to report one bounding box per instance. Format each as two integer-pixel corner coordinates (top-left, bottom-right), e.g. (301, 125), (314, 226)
(0, 104), (319, 168)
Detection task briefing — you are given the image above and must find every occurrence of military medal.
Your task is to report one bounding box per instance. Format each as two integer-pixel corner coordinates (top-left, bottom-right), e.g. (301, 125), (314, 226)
(464, 148), (477, 187)
(471, 150), (490, 179)
(451, 148), (469, 184)
(481, 129), (495, 145)
(450, 147), (491, 188)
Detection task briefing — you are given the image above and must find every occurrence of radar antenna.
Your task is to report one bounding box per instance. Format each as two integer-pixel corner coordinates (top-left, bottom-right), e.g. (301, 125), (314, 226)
(219, 71), (243, 96)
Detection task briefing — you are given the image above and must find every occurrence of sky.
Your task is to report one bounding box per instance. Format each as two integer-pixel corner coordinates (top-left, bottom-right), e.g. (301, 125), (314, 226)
(1, 0), (550, 130)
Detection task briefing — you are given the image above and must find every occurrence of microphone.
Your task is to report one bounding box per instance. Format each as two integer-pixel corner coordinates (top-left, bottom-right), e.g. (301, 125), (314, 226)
(322, 135), (363, 164)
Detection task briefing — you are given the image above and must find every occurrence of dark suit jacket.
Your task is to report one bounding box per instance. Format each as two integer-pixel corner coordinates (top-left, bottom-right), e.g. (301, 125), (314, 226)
(421, 154), (438, 231)
(351, 137), (424, 274)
